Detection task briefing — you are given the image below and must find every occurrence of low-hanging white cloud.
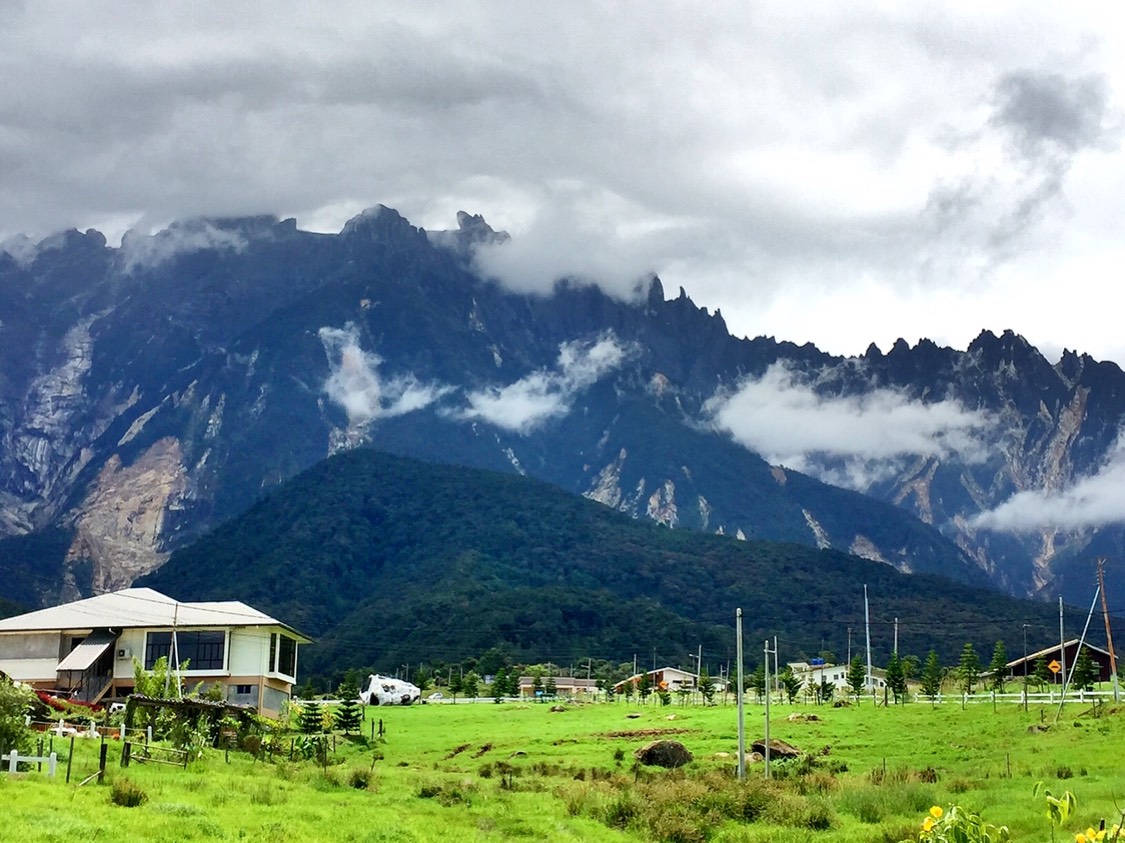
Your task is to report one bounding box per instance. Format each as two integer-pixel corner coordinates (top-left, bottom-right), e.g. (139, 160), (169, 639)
(972, 434), (1125, 533)
(319, 324), (451, 424)
(705, 362), (993, 488)
(457, 332), (632, 434)
(120, 219), (248, 272)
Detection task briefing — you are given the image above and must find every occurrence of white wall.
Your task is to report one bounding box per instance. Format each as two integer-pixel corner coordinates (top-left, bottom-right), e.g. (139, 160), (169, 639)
(0, 632), (59, 659)
(229, 628), (269, 676)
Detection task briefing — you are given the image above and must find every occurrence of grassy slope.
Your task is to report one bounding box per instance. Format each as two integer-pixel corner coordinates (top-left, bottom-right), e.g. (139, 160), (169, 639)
(140, 449), (1077, 685)
(5, 697), (1124, 842)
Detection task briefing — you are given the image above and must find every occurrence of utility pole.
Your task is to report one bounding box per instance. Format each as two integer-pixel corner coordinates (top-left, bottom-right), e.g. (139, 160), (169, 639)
(894, 617), (899, 655)
(773, 636), (779, 693)
(864, 585), (872, 699)
(1097, 559), (1120, 701)
(1022, 623), (1029, 712)
(847, 627), (851, 666)
(736, 609), (745, 780)
(1059, 597), (1066, 687)
(763, 639), (774, 779)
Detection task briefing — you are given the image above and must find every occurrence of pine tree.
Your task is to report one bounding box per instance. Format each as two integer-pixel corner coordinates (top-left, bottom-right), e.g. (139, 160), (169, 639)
(492, 668), (508, 702)
(885, 652), (906, 704)
(545, 674), (557, 698)
(1072, 646), (1098, 691)
(449, 671), (464, 702)
(333, 681), (362, 734)
(637, 671), (652, 702)
(921, 650), (943, 703)
(957, 643), (982, 694)
(779, 668), (802, 704)
(299, 700), (324, 734)
(817, 677), (834, 705)
(699, 668), (716, 705)
(462, 671), (480, 700)
(749, 664), (766, 702)
(846, 655), (867, 700)
(1033, 656), (1051, 688)
(988, 640), (1009, 692)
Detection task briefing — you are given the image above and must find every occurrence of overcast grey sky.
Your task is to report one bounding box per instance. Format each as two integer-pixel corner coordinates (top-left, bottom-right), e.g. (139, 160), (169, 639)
(3, 2), (1123, 364)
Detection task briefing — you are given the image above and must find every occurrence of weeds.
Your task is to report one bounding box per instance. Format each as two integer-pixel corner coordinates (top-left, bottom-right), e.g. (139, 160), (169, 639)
(109, 778), (148, 808)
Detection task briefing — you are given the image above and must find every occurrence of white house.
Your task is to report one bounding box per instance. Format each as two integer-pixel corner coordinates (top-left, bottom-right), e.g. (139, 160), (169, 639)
(0, 587), (310, 717)
(612, 666), (729, 695)
(788, 661), (887, 694)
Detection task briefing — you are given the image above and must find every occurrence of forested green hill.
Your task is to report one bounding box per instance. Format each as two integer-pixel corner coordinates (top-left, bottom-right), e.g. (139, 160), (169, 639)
(140, 449), (1078, 687)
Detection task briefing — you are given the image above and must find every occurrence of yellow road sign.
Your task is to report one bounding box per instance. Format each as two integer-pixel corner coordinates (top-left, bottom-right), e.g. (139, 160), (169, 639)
(1048, 659), (1062, 674)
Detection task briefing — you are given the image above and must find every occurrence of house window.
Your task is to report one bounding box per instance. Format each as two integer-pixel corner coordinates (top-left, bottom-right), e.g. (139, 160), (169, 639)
(144, 630), (226, 670)
(235, 684), (252, 695)
(277, 635), (296, 677)
(269, 633), (277, 673)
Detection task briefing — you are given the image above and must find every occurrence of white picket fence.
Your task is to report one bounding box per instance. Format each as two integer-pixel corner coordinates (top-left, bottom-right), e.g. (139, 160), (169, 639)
(3, 749), (58, 776)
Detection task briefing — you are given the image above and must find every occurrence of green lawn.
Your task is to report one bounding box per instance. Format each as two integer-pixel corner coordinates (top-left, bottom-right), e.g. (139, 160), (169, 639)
(4, 697), (1123, 842)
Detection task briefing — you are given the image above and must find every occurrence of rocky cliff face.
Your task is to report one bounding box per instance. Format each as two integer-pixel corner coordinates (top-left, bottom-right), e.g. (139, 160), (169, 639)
(1, 206), (1122, 608)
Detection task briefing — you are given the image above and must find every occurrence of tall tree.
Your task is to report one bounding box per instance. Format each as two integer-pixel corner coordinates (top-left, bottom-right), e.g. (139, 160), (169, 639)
(1072, 646), (1098, 691)
(956, 643), (982, 694)
(817, 677), (835, 705)
(698, 668), (716, 705)
(1033, 656), (1051, 689)
(749, 664), (766, 702)
(449, 671), (464, 702)
(779, 668), (802, 704)
(921, 650), (943, 703)
(299, 700), (325, 735)
(846, 655), (867, 701)
(988, 640), (1009, 693)
(885, 652), (906, 704)
(492, 667), (508, 702)
(462, 671), (480, 700)
(333, 681), (362, 734)
(637, 671), (652, 703)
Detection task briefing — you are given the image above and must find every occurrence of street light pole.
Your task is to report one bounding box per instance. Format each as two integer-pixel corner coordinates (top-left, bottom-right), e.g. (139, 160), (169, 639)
(1022, 624), (1029, 713)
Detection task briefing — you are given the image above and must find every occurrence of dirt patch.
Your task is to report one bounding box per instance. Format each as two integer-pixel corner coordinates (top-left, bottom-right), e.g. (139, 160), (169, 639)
(444, 743), (471, 759)
(601, 728), (692, 738)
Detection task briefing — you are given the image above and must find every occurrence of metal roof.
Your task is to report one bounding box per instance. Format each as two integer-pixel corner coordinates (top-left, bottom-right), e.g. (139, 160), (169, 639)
(56, 629), (117, 672)
(0, 588), (310, 641)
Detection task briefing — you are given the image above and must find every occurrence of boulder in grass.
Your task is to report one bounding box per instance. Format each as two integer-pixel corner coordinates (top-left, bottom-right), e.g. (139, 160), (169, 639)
(634, 739), (693, 768)
(750, 738), (801, 759)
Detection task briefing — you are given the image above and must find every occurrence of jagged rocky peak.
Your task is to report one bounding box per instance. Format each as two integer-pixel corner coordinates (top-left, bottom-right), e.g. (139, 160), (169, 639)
(967, 328), (1037, 363)
(427, 210), (510, 256)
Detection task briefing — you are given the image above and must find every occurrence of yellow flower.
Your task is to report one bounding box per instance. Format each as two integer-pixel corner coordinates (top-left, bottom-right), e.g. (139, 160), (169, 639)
(930, 806), (944, 819)
(922, 817), (935, 832)
(1075, 833), (1087, 843)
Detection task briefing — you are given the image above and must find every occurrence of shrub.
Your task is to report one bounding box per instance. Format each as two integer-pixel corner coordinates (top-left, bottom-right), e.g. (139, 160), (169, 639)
(348, 767), (373, 790)
(0, 679), (33, 757)
(110, 778), (148, 808)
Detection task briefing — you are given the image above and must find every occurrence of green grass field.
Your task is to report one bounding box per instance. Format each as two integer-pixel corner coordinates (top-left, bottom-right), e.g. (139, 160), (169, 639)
(4, 697), (1124, 842)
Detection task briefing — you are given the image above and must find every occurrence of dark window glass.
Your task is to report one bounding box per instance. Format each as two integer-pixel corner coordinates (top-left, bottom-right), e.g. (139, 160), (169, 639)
(145, 632), (172, 669)
(145, 630), (225, 671)
(277, 635), (296, 677)
(269, 633), (277, 673)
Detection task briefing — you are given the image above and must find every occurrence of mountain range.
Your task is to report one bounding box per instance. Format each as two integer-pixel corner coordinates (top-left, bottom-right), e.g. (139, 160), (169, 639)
(139, 448), (1074, 684)
(2, 206), (1123, 612)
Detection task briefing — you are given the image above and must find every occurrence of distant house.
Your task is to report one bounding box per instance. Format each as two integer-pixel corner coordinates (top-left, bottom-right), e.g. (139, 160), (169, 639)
(0, 587), (310, 717)
(516, 675), (600, 698)
(1004, 639), (1115, 684)
(789, 661), (888, 693)
(611, 666), (728, 695)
